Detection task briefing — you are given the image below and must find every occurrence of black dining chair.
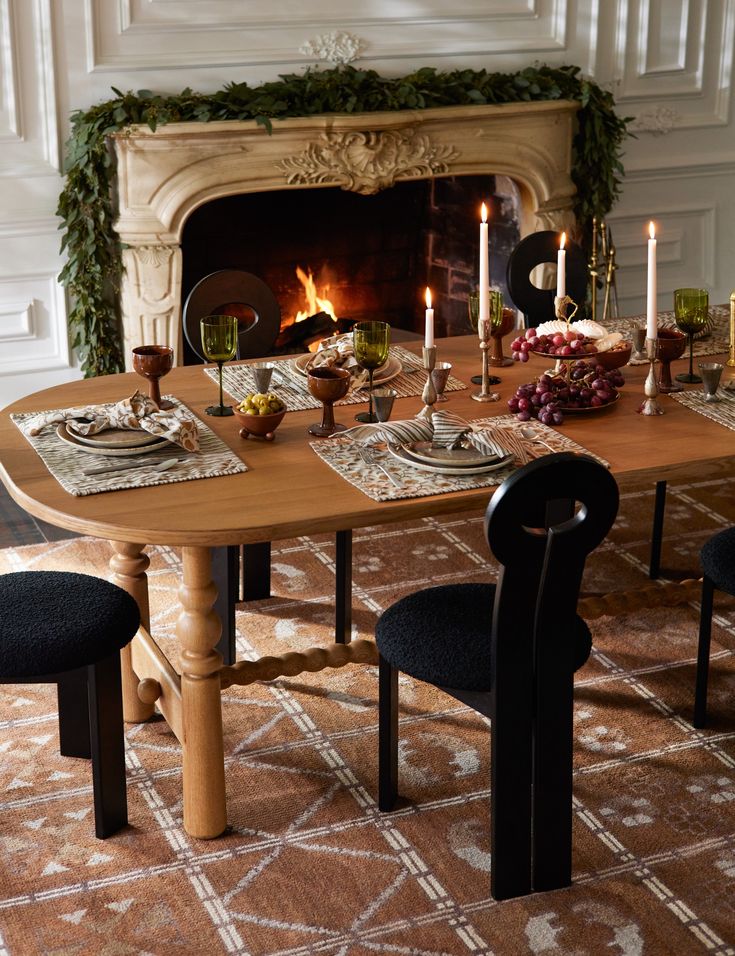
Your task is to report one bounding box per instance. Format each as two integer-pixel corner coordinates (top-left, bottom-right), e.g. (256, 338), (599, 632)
(375, 453), (619, 900)
(182, 269), (353, 663)
(506, 230), (588, 328)
(0, 571), (140, 838)
(693, 526), (735, 727)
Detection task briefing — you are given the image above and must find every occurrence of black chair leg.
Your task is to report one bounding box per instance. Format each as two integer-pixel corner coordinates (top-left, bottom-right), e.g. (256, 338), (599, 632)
(335, 530), (352, 644)
(213, 545), (239, 665)
(87, 654), (128, 838)
(694, 575), (715, 728)
(242, 542), (272, 601)
(378, 655), (398, 811)
(649, 480), (667, 579)
(58, 668), (91, 759)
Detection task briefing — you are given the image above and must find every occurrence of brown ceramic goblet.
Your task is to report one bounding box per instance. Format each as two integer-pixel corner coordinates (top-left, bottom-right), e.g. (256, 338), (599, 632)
(656, 326), (687, 393)
(132, 345), (174, 409)
(488, 307), (517, 367)
(307, 366), (351, 437)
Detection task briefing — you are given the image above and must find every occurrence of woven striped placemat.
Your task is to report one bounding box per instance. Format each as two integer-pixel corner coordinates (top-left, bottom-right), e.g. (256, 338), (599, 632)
(206, 345), (468, 412)
(608, 305), (729, 365)
(310, 414), (608, 502)
(670, 384), (735, 431)
(11, 397), (247, 497)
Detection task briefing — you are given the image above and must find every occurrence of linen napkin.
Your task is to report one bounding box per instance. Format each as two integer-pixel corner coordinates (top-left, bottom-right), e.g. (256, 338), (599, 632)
(338, 410), (512, 458)
(21, 390), (201, 453)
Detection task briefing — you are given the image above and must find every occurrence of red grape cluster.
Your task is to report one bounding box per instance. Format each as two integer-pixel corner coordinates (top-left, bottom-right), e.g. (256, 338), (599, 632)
(507, 361), (624, 425)
(510, 327), (599, 362)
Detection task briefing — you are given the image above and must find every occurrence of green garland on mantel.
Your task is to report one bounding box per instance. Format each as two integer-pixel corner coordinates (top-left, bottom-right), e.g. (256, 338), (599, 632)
(57, 64), (630, 377)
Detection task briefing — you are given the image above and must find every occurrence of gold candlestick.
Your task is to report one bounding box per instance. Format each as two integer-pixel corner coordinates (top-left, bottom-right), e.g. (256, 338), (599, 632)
(638, 337), (664, 416)
(417, 345), (438, 420)
(472, 321), (496, 402)
(728, 291), (735, 367)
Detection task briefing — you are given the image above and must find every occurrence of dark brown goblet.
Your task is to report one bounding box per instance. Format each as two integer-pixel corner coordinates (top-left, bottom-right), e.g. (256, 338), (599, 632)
(307, 366), (351, 437)
(488, 307), (517, 367)
(656, 327), (687, 393)
(132, 345), (174, 409)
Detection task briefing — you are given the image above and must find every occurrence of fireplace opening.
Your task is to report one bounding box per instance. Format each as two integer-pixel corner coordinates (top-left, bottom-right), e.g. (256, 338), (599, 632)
(180, 174), (521, 361)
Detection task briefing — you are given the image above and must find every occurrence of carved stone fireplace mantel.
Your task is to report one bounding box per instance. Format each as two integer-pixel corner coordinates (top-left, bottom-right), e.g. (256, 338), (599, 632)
(113, 100), (579, 367)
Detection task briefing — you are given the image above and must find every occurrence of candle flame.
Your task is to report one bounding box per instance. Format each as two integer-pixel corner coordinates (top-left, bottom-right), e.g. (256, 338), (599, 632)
(560, 232), (567, 251)
(425, 287), (432, 309)
(481, 202), (488, 224)
(649, 221), (656, 240)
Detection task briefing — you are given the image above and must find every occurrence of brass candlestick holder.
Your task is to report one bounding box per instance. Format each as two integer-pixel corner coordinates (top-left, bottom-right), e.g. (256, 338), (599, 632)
(728, 291), (735, 368)
(554, 295), (579, 324)
(418, 345), (438, 420)
(638, 337), (664, 416)
(472, 320), (497, 403)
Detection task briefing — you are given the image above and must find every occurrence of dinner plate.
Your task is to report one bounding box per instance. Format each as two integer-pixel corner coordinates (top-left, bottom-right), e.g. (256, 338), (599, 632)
(69, 427), (164, 449)
(293, 352), (402, 385)
(400, 440), (505, 468)
(387, 443), (514, 476)
(56, 423), (172, 456)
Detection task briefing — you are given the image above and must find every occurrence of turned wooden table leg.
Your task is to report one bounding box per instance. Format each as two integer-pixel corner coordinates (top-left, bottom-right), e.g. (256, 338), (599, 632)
(178, 545), (227, 839)
(109, 541), (155, 723)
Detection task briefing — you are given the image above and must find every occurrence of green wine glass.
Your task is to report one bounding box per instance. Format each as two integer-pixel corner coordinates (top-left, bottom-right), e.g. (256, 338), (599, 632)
(353, 321), (391, 423)
(201, 314), (238, 416)
(674, 288), (708, 384)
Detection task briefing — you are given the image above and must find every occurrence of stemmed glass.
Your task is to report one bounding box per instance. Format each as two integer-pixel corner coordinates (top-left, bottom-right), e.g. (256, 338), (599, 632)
(353, 321), (390, 423)
(674, 288), (709, 384)
(201, 315), (238, 416)
(467, 290), (503, 385)
(132, 345), (174, 409)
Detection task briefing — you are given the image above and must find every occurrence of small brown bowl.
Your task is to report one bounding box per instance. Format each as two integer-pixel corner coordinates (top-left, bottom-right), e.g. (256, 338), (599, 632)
(234, 408), (286, 441)
(593, 341), (632, 371)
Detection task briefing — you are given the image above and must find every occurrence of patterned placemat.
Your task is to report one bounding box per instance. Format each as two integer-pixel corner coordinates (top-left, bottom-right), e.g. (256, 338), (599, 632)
(11, 396), (247, 497)
(608, 305), (729, 365)
(310, 415), (609, 502)
(670, 385), (735, 431)
(206, 345), (467, 412)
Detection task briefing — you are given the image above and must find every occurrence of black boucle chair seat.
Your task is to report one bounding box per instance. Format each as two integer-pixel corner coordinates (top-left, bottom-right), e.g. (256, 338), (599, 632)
(375, 583), (592, 692)
(0, 571), (140, 679)
(700, 528), (735, 594)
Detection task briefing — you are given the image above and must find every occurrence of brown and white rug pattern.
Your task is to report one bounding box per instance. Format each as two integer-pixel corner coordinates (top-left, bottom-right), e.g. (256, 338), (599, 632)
(0, 474), (734, 953)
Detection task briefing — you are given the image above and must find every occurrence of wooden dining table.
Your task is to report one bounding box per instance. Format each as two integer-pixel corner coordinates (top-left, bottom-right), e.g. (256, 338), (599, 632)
(1, 334), (733, 839)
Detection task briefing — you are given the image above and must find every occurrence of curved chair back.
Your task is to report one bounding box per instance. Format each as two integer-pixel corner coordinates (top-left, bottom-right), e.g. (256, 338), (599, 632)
(506, 231), (587, 327)
(183, 269), (281, 362)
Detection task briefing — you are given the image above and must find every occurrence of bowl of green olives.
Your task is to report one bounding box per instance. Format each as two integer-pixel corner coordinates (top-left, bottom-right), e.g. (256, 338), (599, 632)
(234, 392), (286, 440)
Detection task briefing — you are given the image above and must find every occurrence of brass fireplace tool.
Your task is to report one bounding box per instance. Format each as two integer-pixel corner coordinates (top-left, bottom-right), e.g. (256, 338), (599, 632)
(589, 217), (619, 325)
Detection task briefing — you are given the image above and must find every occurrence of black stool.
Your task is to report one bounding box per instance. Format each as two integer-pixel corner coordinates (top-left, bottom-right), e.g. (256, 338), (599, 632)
(0, 571), (140, 838)
(694, 528), (735, 727)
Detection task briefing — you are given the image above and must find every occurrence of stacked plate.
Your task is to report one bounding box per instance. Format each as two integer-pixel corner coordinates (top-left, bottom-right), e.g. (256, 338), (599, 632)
(386, 441), (513, 476)
(56, 424), (173, 457)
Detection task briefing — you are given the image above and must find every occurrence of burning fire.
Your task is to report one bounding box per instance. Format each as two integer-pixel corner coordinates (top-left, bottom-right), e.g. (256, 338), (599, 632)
(294, 266), (338, 324)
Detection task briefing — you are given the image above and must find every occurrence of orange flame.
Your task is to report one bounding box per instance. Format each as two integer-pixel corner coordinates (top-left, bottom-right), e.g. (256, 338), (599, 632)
(294, 266), (338, 324)
(481, 202), (488, 224)
(648, 221), (656, 240)
(560, 231), (566, 250)
(425, 287), (432, 309)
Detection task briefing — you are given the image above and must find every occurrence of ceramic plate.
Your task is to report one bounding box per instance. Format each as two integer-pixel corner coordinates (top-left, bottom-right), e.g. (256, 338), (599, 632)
(400, 441), (504, 468)
(56, 423), (172, 456)
(69, 427), (164, 449)
(293, 352), (402, 385)
(557, 393), (620, 414)
(387, 443), (513, 476)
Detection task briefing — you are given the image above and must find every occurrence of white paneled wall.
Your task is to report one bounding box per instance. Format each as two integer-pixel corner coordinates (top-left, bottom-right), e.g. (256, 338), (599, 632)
(1, 0), (734, 405)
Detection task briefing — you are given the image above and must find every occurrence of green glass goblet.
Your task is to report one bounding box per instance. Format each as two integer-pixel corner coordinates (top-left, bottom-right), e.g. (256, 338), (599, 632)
(201, 314), (238, 416)
(674, 288), (708, 384)
(353, 321), (391, 423)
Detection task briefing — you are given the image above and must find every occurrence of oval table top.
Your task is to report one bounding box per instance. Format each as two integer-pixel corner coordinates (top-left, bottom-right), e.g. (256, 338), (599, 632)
(1, 336), (733, 547)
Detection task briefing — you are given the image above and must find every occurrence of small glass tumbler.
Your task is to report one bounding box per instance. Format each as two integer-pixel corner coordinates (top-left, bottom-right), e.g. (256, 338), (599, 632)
(372, 387), (397, 422)
(430, 362), (452, 402)
(251, 363), (274, 393)
(698, 362), (724, 402)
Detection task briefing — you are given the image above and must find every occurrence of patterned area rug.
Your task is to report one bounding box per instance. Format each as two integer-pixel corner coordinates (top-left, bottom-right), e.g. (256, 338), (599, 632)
(0, 475), (734, 954)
